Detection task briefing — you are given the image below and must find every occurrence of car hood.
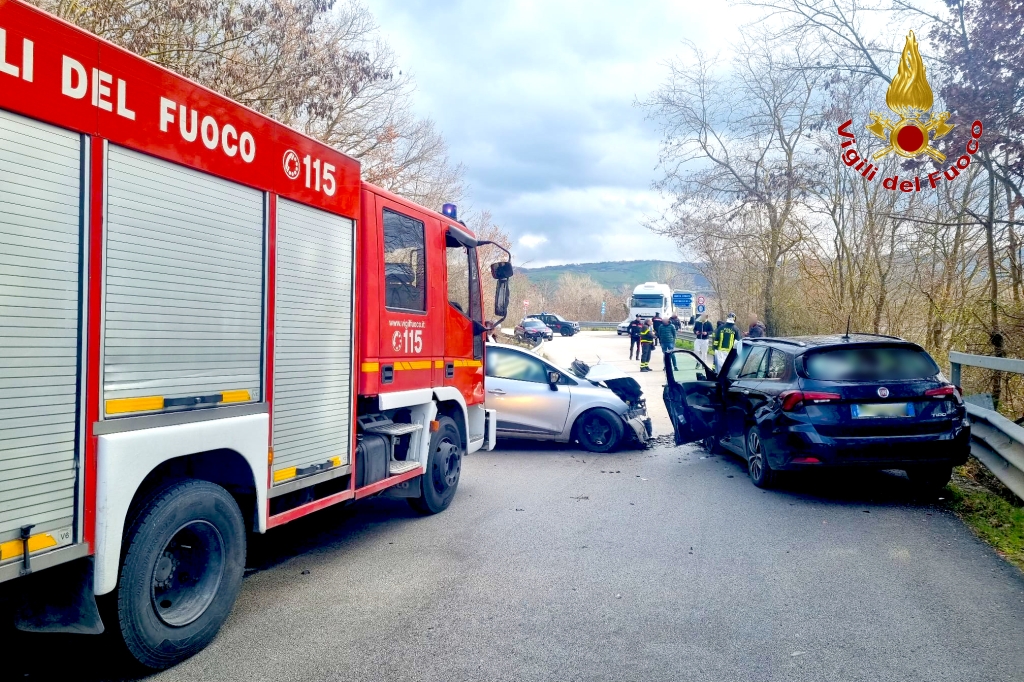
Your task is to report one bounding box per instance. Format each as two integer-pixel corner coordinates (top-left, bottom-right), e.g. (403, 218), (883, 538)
(584, 364), (644, 405)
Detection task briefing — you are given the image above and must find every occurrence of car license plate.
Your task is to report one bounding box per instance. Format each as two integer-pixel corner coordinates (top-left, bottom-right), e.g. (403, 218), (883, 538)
(852, 402), (914, 418)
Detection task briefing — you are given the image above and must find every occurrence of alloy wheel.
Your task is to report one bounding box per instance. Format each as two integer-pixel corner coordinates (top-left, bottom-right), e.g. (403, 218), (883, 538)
(747, 430), (763, 480)
(583, 415), (611, 446)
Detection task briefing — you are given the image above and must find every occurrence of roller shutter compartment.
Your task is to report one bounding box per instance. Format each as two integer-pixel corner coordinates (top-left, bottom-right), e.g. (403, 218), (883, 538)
(273, 199), (355, 482)
(0, 109), (82, 546)
(103, 146), (264, 417)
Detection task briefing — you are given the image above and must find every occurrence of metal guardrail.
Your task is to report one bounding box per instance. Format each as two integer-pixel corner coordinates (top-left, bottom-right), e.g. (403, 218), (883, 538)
(949, 351), (1024, 501)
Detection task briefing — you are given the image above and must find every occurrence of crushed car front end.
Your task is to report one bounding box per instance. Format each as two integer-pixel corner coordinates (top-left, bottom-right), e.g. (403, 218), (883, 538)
(571, 360), (654, 445)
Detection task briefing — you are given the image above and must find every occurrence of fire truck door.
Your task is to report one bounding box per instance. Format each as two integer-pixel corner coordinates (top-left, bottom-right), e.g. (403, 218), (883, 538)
(374, 199), (439, 391)
(0, 110), (83, 556)
(443, 236), (483, 400)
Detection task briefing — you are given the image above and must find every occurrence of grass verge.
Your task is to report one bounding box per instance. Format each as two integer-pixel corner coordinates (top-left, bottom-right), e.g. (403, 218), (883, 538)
(946, 458), (1024, 571)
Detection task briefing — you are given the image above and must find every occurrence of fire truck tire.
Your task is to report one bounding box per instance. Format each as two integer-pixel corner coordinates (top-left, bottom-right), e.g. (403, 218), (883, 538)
(116, 479), (246, 670)
(409, 416), (462, 515)
(575, 408), (624, 453)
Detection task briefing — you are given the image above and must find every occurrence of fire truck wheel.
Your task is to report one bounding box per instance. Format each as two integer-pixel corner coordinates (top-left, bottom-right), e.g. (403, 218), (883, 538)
(409, 416), (462, 515)
(116, 479), (246, 670)
(575, 408), (624, 453)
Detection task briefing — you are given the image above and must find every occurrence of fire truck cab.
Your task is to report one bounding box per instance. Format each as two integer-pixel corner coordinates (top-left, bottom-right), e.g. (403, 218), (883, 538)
(0, 0), (511, 669)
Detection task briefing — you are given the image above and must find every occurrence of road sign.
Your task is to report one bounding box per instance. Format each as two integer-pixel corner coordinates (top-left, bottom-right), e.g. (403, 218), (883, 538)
(696, 303), (706, 314)
(601, 301), (606, 321)
(672, 292), (692, 307)
(523, 300), (529, 308)
(696, 295), (706, 306)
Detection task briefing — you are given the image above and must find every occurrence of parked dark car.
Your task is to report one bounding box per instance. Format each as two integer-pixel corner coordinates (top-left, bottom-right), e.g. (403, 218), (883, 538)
(662, 334), (970, 491)
(527, 312), (579, 336)
(515, 318), (554, 342)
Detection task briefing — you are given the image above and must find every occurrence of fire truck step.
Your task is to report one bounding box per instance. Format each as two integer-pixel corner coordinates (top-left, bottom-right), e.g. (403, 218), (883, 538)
(363, 422), (423, 436)
(389, 460), (422, 475)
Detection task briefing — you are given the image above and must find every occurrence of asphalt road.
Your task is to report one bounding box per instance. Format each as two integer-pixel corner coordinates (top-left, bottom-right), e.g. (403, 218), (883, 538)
(11, 333), (1024, 681)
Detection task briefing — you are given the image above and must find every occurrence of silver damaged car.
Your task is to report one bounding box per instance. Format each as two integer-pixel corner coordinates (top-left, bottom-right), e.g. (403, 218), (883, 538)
(484, 344), (653, 452)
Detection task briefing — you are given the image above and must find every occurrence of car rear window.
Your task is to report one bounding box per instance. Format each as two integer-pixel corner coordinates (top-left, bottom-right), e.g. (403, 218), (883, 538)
(802, 346), (939, 381)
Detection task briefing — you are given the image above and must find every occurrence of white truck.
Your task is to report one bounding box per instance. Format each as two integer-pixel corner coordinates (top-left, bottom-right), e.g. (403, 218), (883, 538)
(617, 282), (673, 333)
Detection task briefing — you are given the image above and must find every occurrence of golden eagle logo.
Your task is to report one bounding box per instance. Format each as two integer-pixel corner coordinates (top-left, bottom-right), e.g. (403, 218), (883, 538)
(866, 31), (954, 162)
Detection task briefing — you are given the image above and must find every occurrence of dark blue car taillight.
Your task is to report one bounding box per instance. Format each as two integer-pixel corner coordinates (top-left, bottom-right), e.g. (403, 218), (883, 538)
(925, 385), (963, 403)
(779, 390), (841, 412)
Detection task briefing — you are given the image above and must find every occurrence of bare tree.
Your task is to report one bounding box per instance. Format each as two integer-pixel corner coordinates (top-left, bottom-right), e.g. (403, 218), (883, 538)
(643, 31), (822, 333)
(34, 0), (465, 206)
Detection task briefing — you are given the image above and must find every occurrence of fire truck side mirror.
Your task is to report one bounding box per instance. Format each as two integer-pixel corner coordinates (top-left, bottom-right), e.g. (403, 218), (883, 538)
(494, 278), (510, 318)
(490, 261), (514, 280)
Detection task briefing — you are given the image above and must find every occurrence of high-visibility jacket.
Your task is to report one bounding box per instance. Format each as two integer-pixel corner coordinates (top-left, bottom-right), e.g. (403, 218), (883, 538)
(639, 327), (656, 344)
(713, 324), (738, 352)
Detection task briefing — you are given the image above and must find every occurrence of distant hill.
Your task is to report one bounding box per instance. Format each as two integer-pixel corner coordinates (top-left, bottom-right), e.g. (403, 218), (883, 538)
(518, 260), (710, 291)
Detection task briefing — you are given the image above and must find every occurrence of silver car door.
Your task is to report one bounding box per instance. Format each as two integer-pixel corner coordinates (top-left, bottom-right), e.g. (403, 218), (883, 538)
(485, 348), (571, 436)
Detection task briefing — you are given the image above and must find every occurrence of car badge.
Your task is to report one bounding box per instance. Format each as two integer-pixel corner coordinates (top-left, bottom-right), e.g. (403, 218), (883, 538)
(877, 387), (890, 398)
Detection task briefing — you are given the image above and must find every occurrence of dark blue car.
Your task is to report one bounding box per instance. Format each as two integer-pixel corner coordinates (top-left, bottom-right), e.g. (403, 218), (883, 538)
(663, 335), (970, 491)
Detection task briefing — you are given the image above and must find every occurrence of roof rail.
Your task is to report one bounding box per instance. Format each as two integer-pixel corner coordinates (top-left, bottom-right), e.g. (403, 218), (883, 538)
(847, 332), (904, 341)
(747, 337), (806, 347)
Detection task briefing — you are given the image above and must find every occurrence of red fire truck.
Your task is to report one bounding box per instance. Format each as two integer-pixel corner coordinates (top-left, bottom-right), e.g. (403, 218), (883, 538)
(0, 0), (512, 669)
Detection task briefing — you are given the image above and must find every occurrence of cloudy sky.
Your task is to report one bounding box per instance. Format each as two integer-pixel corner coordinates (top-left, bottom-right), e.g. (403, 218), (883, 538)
(365, 0), (750, 267)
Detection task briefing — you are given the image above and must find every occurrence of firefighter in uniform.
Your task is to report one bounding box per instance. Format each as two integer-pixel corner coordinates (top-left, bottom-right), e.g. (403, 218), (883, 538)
(639, 319), (656, 371)
(713, 313), (741, 372)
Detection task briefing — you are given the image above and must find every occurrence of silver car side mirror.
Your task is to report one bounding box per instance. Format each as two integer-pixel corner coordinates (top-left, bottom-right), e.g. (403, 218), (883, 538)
(547, 371), (560, 390)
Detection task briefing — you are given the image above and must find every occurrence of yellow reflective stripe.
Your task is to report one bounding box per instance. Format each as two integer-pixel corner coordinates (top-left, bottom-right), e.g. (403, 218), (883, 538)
(394, 361), (432, 370)
(106, 389), (251, 415)
(364, 361), (433, 372)
(273, 467), (297, 483)
(362, 359), (479, 372)
(0, 532), (58, 561)
(274, 457), (343, 484)
(221, 389), (251, 403)
(105, 396), (164, 414)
